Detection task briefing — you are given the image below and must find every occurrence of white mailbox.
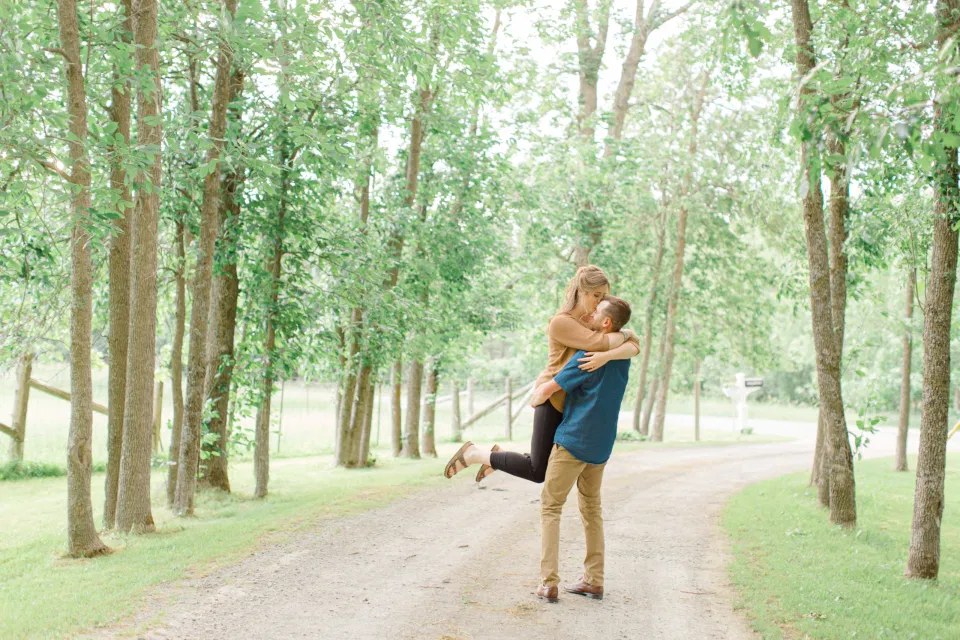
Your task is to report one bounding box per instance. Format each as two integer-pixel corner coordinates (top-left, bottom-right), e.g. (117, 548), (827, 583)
(722, 373), (763, 433)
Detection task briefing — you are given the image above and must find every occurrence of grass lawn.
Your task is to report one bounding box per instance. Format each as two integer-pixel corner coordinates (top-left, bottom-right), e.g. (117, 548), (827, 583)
(724, 454), (960, 640)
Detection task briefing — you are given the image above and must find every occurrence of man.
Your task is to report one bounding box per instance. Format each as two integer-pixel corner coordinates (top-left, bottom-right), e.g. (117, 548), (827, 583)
(528, 295), (635, 603)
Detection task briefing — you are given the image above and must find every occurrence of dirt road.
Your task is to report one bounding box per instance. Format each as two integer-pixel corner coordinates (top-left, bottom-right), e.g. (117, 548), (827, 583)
(93, 435), (825, 640)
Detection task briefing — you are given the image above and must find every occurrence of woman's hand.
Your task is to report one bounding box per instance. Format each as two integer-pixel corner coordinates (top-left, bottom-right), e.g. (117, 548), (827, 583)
(530, 388), (549, 408)
(578, 351), (612, 372)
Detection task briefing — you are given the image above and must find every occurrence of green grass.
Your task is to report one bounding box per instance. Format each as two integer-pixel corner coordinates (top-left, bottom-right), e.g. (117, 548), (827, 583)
(0, 451), (450, 639)
(724, 454), (960, 640)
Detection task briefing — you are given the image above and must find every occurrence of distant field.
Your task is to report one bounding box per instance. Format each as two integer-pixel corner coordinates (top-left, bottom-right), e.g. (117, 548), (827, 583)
(1, 362), (909, 466)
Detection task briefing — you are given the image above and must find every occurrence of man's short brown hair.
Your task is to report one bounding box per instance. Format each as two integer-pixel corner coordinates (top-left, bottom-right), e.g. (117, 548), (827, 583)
(600, 295), (632, 332)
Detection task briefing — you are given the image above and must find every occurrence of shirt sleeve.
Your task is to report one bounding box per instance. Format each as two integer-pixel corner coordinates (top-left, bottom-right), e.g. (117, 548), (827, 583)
(548, 315), (610, 352)
(554, 350), (595, 394)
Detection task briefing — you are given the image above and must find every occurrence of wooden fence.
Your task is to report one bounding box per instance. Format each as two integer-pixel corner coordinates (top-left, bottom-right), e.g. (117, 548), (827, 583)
(1, 352), (164, 463)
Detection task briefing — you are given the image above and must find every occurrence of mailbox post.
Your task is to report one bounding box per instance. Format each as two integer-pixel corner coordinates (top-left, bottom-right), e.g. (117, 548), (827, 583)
(722, 373), (763, 433)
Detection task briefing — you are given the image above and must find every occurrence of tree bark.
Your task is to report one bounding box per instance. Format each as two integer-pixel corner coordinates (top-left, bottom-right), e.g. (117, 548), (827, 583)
(254, 140), (289, 498)
(175, 0), (240, 516)
(346, 365), (374, 466)
(116, 0), (163, 534)
(906, 0), (960, 579)
(200, 109), (244, 492)
(104, 0), (133, 530)
(791, 0), (856, 528)
(357, 376), (376, 466)
(632, 208), (667, 433)
(166, 217), (187, 506)
(650, 72), (709, 442)
(421, 363), (438, 457)
(335, 310), (361, 465)
(56, 0), (109, 557)
(573, 0), (611, 139)
(895, 269), (916, 472)
(402, 359), (423, 458)
(391, 359), (403, 456)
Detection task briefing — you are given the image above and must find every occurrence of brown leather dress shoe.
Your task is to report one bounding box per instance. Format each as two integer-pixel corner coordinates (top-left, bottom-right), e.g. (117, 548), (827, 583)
(537, 583), (559, 603)
(564, 578), (603, 600)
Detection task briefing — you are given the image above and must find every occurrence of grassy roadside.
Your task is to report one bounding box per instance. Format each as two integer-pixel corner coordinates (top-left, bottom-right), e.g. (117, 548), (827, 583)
(724, 454), (960, 639)
(0, 452), (450, 639)
(0, 431), (780, 639)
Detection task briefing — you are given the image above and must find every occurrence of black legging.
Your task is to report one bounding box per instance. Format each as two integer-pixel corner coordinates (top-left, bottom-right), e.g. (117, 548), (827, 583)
(489, 401), (563, 484)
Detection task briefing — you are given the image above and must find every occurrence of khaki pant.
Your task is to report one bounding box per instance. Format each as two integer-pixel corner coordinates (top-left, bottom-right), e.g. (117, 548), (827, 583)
(540, 444), (606, 588)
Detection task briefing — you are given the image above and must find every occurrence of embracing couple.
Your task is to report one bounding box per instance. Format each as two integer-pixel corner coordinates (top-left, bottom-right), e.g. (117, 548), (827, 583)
(444, 265), (639, 603)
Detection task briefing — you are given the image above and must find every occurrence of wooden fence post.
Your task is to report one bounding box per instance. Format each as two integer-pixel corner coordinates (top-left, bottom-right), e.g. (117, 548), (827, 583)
(153, 380), (164, 453)
(4, 352), (34, 462)
(504, 377), (512, 441)
(694, 358), (701, 442)
(451, 381), (462, 443)
(467, 378), (475, 416)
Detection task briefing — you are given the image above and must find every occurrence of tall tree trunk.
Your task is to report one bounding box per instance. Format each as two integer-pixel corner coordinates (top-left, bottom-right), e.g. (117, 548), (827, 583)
(402, 359), (423, 458)
(906, 0), (960, 579)
(200, 110), (244, 492)
(254, 144), (289, 498)
(56, 0), (109, 557)
(895, 269), (916, 472)
(116, 0), (163, 534)
(103, 0), (133, 530)
(569, 0), (611, 264)
(791, 0), (856, 528)
(345, 372), (374, 466)
(175, 0), (240, 516)
(335, 310), (361, 465)
(812, 412), (830, 506)
(650, 72), (709, 442)
(632, 209), (667, 433)
(421, 363), (438, 457)
(357, 376), (376, 467)
(391, 359), (403, 456)
(166, 218), (187, 506)
(573, 0), (611, 139)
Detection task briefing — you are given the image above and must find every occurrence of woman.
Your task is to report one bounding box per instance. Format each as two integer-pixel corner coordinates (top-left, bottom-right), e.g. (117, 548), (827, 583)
(444, 265), (640, 483)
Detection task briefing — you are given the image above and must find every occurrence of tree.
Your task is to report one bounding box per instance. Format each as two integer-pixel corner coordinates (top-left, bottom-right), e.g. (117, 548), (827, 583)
(103, 0), (134, 530)
(56, 0), (109, 557)
(906, 0), (960, 581)
(650, 70), (709, 442)
(895, 269), (915, 472)
(790, 0), (855, 528)
(116, 0), (163, 534)
(176, 0), (241, 515)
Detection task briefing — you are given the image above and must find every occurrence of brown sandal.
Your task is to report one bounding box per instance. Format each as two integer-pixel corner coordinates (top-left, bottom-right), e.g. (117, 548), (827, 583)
(475, 444), (501, 483)
(444, 441), (474, 479)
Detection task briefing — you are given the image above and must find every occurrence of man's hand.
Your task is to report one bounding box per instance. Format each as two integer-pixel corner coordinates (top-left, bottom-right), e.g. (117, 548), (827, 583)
(621, 328), (639, 343)
(578, 351), (612, 372)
